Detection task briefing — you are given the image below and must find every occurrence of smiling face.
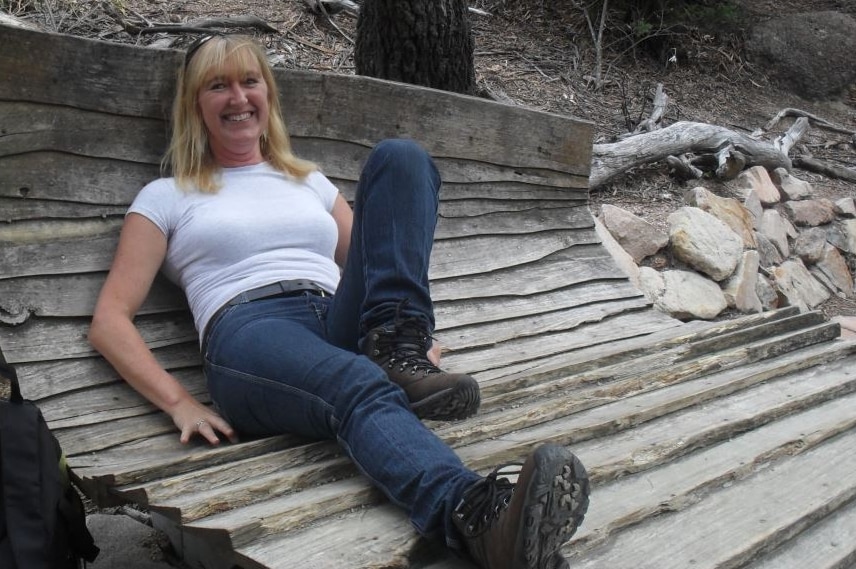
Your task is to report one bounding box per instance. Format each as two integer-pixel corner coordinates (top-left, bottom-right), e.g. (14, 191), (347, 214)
(197, 58), (270, 167)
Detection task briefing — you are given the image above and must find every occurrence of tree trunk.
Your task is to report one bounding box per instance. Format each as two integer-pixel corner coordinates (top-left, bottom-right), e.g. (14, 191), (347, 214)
(355, 0), (475, 95)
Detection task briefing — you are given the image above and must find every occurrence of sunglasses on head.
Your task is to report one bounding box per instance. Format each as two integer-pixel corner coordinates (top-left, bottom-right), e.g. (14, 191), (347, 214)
(184, 33), (222, 67)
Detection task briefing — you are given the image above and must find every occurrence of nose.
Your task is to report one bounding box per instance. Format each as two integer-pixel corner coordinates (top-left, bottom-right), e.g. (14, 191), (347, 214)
(227, 82), (248, 104)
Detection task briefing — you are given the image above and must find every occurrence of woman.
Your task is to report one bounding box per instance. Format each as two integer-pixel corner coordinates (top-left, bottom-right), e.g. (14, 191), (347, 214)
(89, 34), (589, 569)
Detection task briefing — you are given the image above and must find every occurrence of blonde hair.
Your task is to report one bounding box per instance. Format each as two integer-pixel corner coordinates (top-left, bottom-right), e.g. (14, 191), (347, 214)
(164, 35), (316, 192)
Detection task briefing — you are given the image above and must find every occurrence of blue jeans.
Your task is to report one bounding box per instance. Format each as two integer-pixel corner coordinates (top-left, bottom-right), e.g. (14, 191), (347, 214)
(204, 139), (480, 546)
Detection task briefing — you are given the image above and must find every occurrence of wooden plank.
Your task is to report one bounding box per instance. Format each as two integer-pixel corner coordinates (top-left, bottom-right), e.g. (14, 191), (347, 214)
(0, 313), (196, 364)
(0, 101), (167, 163)
(567, 368), (856, 555)
(566, 429), (856, 569)
(475, 312), (830, 407)
(232, 504), (419, 569)
(428, 228), (600, 280)
(0, 152), (158, 205)
(744, 498), (856, 569)
(435, 205), (593, 240)
(473, 309), (798, 389)
(0, 197), (127, 222)
(17, 342), (199, 401)
(434, 280), (643, 330)
(431, 246), (629, 303)
(0, 273), (185, 322)
(409, 365), (856, 569)
(40, 368), (206, 428)
(0, 25), (594, 175)
(146, 341), (856, 541)
(442, 296), (650, 351)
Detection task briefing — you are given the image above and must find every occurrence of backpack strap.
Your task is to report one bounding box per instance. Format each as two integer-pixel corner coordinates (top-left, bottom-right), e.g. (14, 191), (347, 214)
(0, 352), (55, 569)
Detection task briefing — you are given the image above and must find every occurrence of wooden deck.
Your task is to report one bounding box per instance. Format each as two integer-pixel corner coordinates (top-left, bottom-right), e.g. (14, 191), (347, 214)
(1, 24), (855, 569)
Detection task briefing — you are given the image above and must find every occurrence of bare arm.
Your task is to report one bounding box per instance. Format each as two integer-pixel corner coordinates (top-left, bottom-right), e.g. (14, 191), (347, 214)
(331, 193), (353, 268)
(89, 213), (237, 445)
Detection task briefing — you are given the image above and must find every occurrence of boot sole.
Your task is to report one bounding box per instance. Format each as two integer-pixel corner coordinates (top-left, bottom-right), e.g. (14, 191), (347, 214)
(517, 445), (590, 569)
(410, 376), (481, 421)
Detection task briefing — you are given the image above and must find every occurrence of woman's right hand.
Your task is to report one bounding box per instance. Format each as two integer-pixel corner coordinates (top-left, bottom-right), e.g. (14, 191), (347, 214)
(169, 396), (239, 445)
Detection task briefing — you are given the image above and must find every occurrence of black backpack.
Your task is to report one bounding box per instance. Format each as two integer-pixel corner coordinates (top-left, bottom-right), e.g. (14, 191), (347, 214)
(0, 351), (100, 568)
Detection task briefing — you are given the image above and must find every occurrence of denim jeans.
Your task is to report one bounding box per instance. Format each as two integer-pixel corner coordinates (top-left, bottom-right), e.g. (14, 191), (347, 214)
(204, 139), (480, 546)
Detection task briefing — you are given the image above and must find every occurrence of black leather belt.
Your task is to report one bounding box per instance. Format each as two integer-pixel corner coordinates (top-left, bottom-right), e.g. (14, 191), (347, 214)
(202, 280), (328, 353)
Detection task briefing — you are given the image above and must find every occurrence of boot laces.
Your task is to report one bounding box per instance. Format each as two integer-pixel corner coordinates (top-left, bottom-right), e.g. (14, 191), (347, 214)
(454, 464), (521, 537)
(373, 301), (440, 376)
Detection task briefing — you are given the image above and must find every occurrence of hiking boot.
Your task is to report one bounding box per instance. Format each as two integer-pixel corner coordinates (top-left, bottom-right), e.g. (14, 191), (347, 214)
(453, 444), (590, 569)
(362, 319), (480, 421)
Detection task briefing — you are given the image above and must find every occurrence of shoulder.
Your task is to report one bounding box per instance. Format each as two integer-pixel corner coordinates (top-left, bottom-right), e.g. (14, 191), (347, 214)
(303, 170), (339, 209)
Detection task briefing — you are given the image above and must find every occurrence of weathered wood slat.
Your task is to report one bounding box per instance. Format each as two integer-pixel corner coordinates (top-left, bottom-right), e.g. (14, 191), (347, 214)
(16, 343), (199, 402)
(0, 26), (594, 175)
(0, 314), (196, 363)
(0, 101), (167, 163)
(474, 307), (800, 389)
(41, 368), (206, 428)
(744, 496), (856, 569)
(0, 152), (159, 204)
(0, 273), (185, 322)
(435, 280), (643, 331)
(568, 429), (856, 569)
(434, 205), (592, 240)
(329, 360), (856, 569)
(567, 366), (856, 555)
(0, 196), (127, 222)
(430, 245), (628, 302)
(477, 311), (829, 407)
(233, 503), (419, 569)
(146, 341), (856, 540)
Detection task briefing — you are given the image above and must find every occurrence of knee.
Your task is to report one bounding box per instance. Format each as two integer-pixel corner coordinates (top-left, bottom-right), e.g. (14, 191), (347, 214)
(372, 138), (429, 164)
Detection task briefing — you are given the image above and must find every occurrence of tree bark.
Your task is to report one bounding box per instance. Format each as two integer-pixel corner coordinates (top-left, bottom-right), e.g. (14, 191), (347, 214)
(355, 0), (475, 95)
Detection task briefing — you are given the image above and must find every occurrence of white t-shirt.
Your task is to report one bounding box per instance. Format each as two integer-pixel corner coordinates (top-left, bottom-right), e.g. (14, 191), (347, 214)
(127, 163), (341, 337)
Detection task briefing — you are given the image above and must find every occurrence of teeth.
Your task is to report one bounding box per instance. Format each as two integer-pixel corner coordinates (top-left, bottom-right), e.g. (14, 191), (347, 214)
(226, 112), (251, 122)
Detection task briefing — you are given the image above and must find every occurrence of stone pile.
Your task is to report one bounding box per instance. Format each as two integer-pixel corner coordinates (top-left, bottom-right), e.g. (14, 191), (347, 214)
(596, 165), (856, 320)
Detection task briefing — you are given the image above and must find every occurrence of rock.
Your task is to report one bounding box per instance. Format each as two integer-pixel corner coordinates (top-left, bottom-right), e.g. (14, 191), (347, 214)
(668, 207), (743, 281)
(746, 11), (856, 100)
(834, 197), (856, 218)
(783, 198), (837, 227)
(684, 186), (757, 248)
(832, 316), (856, 338)
(722, 250), (762, 313)
(755, 274), (779, 311)
(827, 219), (856, 254)
(770, 168), (813, 201)
(87, 513), (172, 569)
(793, 226), (828, 265)
(743, 190), (763, 229)
(770, 259), (831, 311)
(755, 231), (784, 268)
(734, 166), (781, 206)
(638, 267), (728, 320)
(600, 204), (669, 263)
(593, 215), (641, 288)
(758, 209), (790, 258)
(813, 243), (854, 298)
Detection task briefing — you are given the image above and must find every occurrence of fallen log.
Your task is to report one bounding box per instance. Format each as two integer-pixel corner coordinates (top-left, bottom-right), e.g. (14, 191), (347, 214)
(590, 121), (792, 190)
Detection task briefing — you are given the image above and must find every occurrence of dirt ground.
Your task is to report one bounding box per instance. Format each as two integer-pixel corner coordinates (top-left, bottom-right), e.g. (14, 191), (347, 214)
(4, 0), (856, 316)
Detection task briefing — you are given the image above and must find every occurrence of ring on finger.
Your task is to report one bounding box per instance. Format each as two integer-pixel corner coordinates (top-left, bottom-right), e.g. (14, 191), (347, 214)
(196, 419), (206, 429)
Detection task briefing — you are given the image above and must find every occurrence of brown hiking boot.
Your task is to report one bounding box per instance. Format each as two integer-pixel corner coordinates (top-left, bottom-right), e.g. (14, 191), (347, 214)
(362, 318), (480, 421)
(453, 444), (590, 569)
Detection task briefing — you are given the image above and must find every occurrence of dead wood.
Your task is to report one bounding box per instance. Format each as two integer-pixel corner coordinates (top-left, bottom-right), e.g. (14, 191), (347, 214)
(775, 116), (810, 156)
(793, 156), (856, 183)
(138, 16), (278, 35)
(760, 108), (856, 137)
(591, 121), (792, 190)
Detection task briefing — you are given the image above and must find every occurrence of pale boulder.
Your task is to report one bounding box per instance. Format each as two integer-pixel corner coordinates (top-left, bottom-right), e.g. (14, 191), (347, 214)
(684, 187), (757, 248)
(771, 167), (813, 201)
(833, 197), (856, 218)
(813, 243), (854, 298)
(770, 259), (831, 310)
(784, 198), (837, 227)
(600, 204), (669, 263)
(722, 250), (763, 313)
(668, 207), (743, 281)
(638, 267), (728, 320)
(759, 209), (790, 258)
(734, 166), (781, 205)
(793, 227), (828, 265)
(827, 219), (856, 254)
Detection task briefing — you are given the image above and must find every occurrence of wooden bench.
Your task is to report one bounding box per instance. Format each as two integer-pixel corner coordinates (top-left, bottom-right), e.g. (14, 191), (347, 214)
(2, 24), (856, 569)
